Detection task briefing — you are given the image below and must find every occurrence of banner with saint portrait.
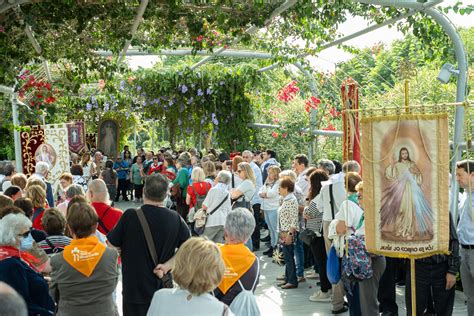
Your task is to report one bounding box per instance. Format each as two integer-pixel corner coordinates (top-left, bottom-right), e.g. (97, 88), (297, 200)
(362, 113), (450, 259)
(67, 121), (86, 153)
(42, 124), (71, 189)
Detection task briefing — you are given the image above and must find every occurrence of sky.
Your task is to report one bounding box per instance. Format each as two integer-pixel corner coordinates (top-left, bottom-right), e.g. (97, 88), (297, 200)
(127, 0), (474, 72)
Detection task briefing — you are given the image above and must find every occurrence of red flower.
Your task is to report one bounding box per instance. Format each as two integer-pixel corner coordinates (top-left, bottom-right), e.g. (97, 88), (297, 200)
(196, 35), (203, 42)
(45, 97), (55, 104)
(271, 131), (279, 138)
(323, 124), (336, 131)
(45, 83), (52, 90)
(282, 132), (288, 138)
(329, 107), (341, 118)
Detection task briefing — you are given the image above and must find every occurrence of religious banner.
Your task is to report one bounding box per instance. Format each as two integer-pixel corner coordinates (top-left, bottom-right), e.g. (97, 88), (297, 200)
(98, 119), (119, 158)
(20, 127), (45, 176)
(86, 133), (97, 151)
(362, 111), (450, 258)
(67, 121), (86, 153)
(341, 78), (361, 165)
(43, 124), (70, 188)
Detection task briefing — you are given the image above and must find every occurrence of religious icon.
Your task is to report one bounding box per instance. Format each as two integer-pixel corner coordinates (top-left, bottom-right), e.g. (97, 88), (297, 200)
(98, 119), (119, 158)
(34, 143), (57, 168)
(379, 146), (434, 242)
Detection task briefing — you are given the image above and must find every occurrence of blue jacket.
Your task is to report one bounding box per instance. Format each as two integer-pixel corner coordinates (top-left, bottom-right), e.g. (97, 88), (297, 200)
(113, 161), (129, 180)
(0, 257), (54, 315)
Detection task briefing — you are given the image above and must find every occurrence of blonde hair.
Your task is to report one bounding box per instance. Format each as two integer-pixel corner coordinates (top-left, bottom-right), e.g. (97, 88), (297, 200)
(238, 162), (256, 186)
(201, 161), (216, 178)
(267, 165), (281, 182)
(355, 181), (363, 192)
(26, 177), (46, 191)
(191, 167), (206, 182)
(279, 169), (297, 182)
(11, 173), (27, 190)
(25, 185), (46, 208)
(59, 172), (73, 182)
(173, 237), (225, 296)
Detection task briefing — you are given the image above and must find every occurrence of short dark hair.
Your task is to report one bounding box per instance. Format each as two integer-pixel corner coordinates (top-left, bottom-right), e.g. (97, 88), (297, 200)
(13, 198), (34, 219)
(457, 159), (474, 174)
(266, 150), (277, 159)
(294, 154), (309, 167)
(3, 164), (15, 177)
(67, 202), (98, 238)
(0, 206), (24, 219)
(280, 177), (295, 193)
(3, 186), (21, 198)
(332, 160), (342, 174)
(42, 208), (66, 235)
(144, 173), (169, 202)
(70, 164), (84, 176)
(218, 152), (230, 163)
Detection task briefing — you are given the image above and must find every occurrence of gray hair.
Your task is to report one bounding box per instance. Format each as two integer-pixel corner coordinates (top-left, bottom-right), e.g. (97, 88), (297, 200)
(216, 170), (231, 185)
(224, 208), (255, 243)
(0, 282), (27, 316)
(0, 213), (31, 247)
(177, 152), (191, 167)
(317, 159), (336, 175)
(65, 184), (85, 199)
(279, 169), (297, 182)
(343, 160), (361, 174)
(144, 173), (169, 202)
(35, 161), (50, 176)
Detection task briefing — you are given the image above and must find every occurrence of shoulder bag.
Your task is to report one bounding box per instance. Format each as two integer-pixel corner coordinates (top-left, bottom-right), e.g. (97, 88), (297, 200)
(135, 207), (173, 288)
(194, 194), (229, 235)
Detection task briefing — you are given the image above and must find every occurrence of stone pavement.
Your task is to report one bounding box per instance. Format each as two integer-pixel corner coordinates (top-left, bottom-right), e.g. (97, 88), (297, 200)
(114, 200), (468, 315)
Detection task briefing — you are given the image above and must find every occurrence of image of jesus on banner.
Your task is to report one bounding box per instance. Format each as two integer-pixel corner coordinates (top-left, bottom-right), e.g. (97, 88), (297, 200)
(379, 146), (434, 242)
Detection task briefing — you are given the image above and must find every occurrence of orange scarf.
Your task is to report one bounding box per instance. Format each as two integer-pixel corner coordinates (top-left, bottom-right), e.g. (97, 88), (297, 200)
(63, 236), (106, 277)
(217, 243), (256, 294)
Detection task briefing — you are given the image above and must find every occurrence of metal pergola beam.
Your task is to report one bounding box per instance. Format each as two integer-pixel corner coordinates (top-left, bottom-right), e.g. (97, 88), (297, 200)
(96, 48), (273, 59)
(24, 22), (52, 81)
(189, 0), (298, 70)
(258, 0), (442, 73)
(117, 0), (149, 64)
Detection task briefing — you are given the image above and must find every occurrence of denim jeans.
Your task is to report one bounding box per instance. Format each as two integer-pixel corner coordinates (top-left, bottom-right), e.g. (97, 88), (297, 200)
(294, 235), (304, 277)
(263, 209), (278, 248)
(282, 243), (298, 285)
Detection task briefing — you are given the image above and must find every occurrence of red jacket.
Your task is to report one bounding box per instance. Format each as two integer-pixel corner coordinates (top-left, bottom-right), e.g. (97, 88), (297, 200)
(91, 202), (123, 235)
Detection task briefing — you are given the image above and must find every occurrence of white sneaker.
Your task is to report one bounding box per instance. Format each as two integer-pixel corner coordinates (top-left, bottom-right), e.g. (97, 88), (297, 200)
(309, 290), (332, 302)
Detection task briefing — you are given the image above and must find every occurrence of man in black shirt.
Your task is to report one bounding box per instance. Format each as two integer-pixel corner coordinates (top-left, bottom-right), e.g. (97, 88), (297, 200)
(107, 173), (190, 316)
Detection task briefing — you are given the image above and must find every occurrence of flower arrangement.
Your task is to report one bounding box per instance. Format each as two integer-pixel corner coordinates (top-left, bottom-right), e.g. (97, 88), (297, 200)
(17, 71), (58, 110)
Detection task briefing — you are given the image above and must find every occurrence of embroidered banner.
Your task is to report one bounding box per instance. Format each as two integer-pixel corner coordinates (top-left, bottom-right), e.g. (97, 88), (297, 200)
(21, 127), (45, 176)
(43, 124), (70, 189)
(67, 121), (86, 154)
(362, 113), (449, 259)
(86, 133), (97, 152)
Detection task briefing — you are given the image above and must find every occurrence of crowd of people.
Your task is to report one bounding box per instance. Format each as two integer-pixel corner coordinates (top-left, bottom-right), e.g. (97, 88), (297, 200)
(0, 146), (472, 316)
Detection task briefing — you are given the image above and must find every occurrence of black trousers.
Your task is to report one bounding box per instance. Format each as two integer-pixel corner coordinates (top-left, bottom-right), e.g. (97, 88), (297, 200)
(117, 178), (128, 200)
(251, 203), (261, 249)
(309, 235), (332, 292)
(405, 261), (455, 316)
(134, 184), (144, 199)
(123, 302), (149, 316)
(378, 257), (399, 314)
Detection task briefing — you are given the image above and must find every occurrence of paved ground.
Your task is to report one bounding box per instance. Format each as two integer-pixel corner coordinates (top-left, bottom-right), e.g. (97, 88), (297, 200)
(114, 200), (468, 315)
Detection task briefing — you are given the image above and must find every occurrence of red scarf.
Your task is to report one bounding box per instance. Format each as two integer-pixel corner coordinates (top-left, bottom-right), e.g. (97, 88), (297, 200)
(0, 246), (42, 271)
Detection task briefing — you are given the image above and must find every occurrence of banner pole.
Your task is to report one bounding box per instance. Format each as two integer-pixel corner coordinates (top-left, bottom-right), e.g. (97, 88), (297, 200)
(410, 258), (416, 316)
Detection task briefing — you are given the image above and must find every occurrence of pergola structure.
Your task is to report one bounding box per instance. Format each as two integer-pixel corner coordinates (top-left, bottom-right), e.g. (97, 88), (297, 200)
(0, 0), (470, 219)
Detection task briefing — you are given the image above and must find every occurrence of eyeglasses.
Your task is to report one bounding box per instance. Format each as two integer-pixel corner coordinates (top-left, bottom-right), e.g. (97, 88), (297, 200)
(18, 228), (32, 238)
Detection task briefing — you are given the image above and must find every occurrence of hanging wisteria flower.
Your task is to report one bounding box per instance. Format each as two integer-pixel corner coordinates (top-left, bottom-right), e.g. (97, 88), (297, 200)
(206, 87), (212, 95)
(91, 96), (98, 106)
(211, 113), (219, 125)
(187, 97), (194, 104)
(86, 103), (92, 111)
(219, 81), (225, 86)
(178, 118), (182, 126)
(136, 85), (142, 91)
(201, 118), (205, 124)
(186, 127), (192, 134)
(197, 89), (203, 96)
(119, 80), (126, 90)
(181, 84), (188, 94)
(103, 103), (110, 111)
(169, 99), (174, 106)
(179, 104), (185, 112)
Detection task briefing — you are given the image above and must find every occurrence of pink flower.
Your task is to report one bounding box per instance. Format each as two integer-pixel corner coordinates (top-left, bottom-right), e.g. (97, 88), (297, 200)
(271, 131), (279, 138)
(282, 133), (288, 138)
(196, 35), (203, 42)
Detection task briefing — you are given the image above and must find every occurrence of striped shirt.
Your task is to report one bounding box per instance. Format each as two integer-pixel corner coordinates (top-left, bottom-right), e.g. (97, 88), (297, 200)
(37, 235), (72, 255)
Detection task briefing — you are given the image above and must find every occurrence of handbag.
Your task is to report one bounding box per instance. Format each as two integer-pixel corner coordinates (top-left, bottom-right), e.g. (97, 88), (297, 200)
(326, 245), (341, 284)
(135, 207), (173, 288)
(278, 231), (294, 246)
(299, 229), (317, 246)
(193, 194), (229, 235)
(341, 234), (373, 281)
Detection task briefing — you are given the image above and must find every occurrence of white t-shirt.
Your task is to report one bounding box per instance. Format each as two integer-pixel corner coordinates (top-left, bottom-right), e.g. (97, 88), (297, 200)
(318, 173), (347, 221)
(228, 172), (243, 190)
(202, 183), (232, 227)
(236, 179), (256, 202)
(147, 288), (234, 316)
(296, 169), (310, 198)
(335, 200), (365, 236)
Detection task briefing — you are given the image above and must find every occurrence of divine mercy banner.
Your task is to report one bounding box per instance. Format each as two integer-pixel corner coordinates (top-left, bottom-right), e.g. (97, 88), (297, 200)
(67, 121), (86, 154)
(362, 112), (450, 259)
